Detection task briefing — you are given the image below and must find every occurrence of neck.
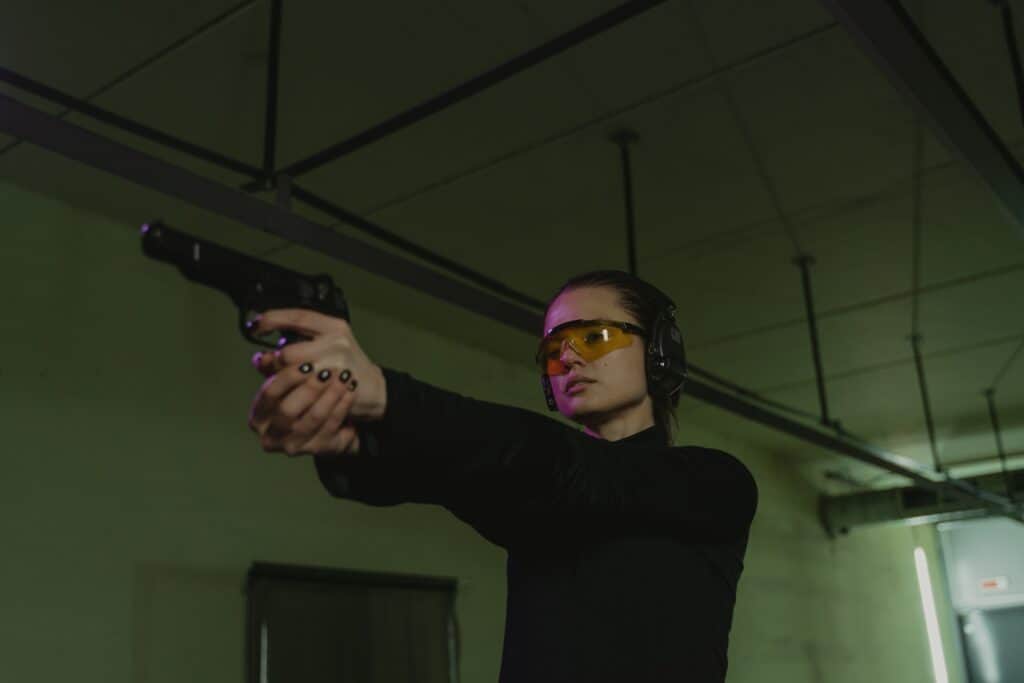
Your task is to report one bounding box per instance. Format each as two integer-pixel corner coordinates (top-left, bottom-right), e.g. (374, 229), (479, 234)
(581, 395), (656, 442)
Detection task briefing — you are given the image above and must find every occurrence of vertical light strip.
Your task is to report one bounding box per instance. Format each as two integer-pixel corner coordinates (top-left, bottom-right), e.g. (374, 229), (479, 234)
(915, 546), (949, 683)
(260, 620), (269, 683)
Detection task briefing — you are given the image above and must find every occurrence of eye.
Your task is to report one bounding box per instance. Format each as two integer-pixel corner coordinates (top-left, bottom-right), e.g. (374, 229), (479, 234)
(583, 331), (604, 344)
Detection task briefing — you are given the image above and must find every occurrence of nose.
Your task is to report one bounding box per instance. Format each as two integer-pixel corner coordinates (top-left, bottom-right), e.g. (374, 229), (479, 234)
(558, 338), (583, 367)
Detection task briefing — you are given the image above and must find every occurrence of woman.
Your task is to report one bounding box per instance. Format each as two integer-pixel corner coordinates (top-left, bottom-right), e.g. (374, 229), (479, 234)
(248, 270), (758, 683)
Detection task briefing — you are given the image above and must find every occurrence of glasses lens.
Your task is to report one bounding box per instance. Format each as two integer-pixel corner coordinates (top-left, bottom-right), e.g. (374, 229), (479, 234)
(536, 323), (634, 375)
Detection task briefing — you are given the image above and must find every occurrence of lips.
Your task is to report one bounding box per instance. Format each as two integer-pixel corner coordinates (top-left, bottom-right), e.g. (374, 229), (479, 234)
(566, 377), (594, 391)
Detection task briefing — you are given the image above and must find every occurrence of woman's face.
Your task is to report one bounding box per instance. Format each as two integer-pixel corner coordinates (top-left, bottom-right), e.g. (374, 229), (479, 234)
(543, 286), (652, 426)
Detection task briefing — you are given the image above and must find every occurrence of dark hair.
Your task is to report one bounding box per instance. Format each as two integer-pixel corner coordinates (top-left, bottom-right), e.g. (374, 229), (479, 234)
(546, 270), (682, 446)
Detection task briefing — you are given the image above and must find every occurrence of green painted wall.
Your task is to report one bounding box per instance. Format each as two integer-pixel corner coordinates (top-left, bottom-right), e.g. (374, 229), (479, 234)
(1, 179), (964, 682)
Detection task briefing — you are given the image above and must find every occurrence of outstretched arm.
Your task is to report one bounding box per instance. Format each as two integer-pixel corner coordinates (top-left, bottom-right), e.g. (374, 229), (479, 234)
(316, 367), (758, 544)
(246, 309), (757, 545)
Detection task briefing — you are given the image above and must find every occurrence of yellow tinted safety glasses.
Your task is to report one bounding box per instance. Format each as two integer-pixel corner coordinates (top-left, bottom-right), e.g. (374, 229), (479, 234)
(535, 319), (646, 376)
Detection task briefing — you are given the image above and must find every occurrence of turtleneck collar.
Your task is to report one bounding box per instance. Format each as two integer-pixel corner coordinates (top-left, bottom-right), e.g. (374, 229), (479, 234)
(606, 422), (668, 447)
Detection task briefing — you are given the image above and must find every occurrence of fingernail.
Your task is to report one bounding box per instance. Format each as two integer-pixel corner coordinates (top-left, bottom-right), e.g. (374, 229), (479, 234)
(339, 369), (351, 382)
(245, 316), (261, 331)
(349, 379), (358, 390)
(318, 369), (332, 382)
(252, 352), (263, 367)
(299, 363), (313, 374)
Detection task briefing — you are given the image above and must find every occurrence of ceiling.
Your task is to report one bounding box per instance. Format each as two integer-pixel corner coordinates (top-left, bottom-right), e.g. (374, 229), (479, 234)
(2, 0), (1023, 494)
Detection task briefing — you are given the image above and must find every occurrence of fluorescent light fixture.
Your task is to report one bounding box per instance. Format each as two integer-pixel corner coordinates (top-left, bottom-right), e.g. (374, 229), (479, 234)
(915, 546), (949, 683)
(260, 620), (269, 683)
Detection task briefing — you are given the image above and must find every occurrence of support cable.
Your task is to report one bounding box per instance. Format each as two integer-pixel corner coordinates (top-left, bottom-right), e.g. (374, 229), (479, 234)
(907, 134), (943, 474)
(904, 2), (944, 473)
(989, 0), (1024, 130)
(983, 389), (1016, 502)
(610, 129), (640, 276)
(262, 0), (284, 181)
(909, 334), (943, 473)
(793, 255), (833, 427)
(990, 334), (1024, 389)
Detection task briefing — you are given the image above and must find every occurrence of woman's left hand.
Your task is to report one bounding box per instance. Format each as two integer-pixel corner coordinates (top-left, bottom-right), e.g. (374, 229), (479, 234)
(247, 309), (387, 457)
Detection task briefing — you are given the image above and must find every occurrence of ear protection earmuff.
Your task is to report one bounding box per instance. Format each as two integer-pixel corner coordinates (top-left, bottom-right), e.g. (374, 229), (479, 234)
(541, 283), (688, 411)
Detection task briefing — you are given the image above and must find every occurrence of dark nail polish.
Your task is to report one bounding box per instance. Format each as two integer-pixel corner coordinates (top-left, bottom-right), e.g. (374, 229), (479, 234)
(339, 369), (351, 382)
(299, 363), (313, 374)
(349, 379), (358, 390)
(245, 317), (261, 331)
(318, 369), (331, 381)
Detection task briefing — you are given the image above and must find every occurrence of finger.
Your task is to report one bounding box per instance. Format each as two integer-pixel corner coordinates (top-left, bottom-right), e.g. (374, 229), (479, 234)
(249, 308), (349, 341)
(289, 374), (349, 436)
(343, 425), (361, 455)
(291, 390), (357, 457)
(248, 362), (319, 431)
(272, 369), (335, 429)
(254, 349), (291, 377)
(275, 334), (336, 370)
(254, 333), (339, 377)
(252, 351), (278, 377)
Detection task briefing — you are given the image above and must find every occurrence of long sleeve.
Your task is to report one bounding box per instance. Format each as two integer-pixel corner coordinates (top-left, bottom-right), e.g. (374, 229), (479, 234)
(314, 367), (758, 547)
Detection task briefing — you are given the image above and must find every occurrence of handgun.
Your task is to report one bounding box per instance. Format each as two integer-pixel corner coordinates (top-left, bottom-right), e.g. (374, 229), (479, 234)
(140, 220), (350, 349)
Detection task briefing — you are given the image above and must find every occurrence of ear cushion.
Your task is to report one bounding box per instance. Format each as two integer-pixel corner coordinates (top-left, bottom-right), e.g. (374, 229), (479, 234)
(541, 374), (558, 411)
(645, 298), (688, 397)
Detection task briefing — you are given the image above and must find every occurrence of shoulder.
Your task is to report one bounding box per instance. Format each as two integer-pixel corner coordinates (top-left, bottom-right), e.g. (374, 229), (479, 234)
(672, 445), (759, 491)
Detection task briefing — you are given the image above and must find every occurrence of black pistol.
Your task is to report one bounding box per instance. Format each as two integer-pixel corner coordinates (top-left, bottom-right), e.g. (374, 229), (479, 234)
(140, 220), (350, 349)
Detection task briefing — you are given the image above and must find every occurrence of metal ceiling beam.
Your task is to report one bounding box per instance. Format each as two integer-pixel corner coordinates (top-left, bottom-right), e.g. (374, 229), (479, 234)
(0, 65), (262, 178)
(684, 379), (1023, 521)
(0, 92), (541, 334)
(2, 92), (1020, 523)
(0, 66), (544, 311)
(819, 0), (1024, 239)
(278, 0), (670, 179)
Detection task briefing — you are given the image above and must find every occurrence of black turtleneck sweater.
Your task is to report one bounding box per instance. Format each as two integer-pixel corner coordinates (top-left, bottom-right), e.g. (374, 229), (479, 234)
(314, 367), (758, 682)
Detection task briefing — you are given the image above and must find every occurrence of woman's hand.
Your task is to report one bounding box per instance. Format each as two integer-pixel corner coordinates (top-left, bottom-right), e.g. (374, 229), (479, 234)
(248, 362), (363, 457)
(246, 309), (387, 457)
